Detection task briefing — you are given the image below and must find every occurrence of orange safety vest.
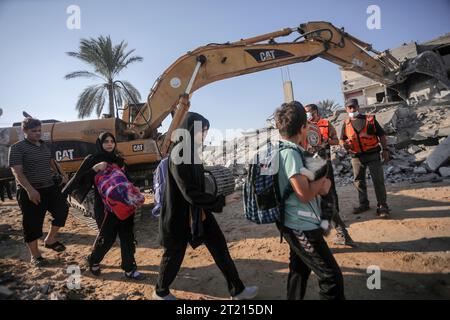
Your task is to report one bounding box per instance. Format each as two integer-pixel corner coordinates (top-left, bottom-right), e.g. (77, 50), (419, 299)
(306, 118), (330, 147)
(344, 115), (380, 154)
(316, 118), (330, 141)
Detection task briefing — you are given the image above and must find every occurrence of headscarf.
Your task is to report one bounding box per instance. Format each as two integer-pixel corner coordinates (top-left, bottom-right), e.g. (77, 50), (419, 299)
(62, 132), (124, 202)
(170, 112), (210, 167)
(169, 112), (210, 248)
(92, 132), (124, 167)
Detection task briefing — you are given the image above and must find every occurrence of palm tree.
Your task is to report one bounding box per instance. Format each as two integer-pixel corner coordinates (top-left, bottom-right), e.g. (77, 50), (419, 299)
(65, 36), (143, 118)
(318, 99), (343, 117)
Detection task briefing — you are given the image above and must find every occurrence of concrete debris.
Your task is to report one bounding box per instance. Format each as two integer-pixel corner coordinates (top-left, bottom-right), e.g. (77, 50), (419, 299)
(413, 166), (428, 174)
(425, 135), (450, 171)
(413, 173), (442, 183)
(438, 166), (450, 177)
(413, 146), (437, 164)
(203, 103), (450, 186)
(408, 145), (423, 154)
(374, 108), (398, 134)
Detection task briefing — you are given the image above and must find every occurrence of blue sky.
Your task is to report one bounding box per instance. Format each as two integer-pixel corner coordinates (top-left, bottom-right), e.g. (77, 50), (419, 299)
(0, 0), (449, 141)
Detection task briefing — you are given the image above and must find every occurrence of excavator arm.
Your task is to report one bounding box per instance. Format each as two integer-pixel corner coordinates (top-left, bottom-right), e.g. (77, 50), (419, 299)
(126, 21), (449, 154)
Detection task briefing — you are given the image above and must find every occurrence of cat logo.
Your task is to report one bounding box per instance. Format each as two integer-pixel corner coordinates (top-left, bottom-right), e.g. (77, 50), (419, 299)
(260, 50), (276, 62)
(245, 49), (294, 63)
(56, 149), (75, 162)
(132, 144), (144, 152)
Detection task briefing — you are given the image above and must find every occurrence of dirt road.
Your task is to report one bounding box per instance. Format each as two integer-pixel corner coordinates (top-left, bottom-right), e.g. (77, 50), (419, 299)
(1, 180), (449, 300)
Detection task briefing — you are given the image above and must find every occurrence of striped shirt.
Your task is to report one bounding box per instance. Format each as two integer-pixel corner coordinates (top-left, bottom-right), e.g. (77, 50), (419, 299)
(8, 139), (55, 189)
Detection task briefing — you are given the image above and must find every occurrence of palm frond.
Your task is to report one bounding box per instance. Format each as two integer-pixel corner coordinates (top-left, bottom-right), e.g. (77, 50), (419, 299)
(94, 86), (107, 118)
(64, 71), (104, 80)
(76, 84), (107, 118)
(116, 80), (141, 104)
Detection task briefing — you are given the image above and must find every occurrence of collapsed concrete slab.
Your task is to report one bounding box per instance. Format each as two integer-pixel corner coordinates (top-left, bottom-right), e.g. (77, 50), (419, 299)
(439, 166), (450, 177)
(425, 135), (450, 171)
(438, 126), (450, 137)
(375, 108), (399, 134)
(413, 173), (441, 183)
(413, 146), (437, 164)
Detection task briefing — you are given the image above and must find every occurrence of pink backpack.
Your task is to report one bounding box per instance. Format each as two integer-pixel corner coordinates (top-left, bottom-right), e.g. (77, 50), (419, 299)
(94, 164), (144, 220)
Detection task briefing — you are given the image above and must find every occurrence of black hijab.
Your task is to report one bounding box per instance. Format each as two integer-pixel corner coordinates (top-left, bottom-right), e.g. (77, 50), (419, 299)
(170, 112), (210, 167)
(92, 132), (125, 167)
(160, 112), (224, 249)
(62, 132), (124, 202)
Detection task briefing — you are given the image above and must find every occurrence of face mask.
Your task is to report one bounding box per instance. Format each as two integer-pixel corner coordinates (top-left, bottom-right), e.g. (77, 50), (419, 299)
(348, 111), (359, 119)
(306, 112), (313, 120)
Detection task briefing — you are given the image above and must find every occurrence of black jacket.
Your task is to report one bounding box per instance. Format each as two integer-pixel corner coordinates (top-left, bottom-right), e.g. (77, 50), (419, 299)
(158, 112), (225, 249)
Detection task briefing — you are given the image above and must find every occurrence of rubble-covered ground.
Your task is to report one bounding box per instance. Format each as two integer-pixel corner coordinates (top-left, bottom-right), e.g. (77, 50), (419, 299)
(329, 102), (450, 186)
(0, 180), (449, 300)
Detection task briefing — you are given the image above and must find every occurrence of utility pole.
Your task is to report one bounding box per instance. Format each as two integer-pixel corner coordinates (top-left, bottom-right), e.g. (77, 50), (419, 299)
(281, 67), (295, 103)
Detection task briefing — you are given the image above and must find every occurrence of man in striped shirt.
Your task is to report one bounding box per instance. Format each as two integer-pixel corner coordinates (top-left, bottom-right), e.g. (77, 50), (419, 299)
(9, 118), (69, 267)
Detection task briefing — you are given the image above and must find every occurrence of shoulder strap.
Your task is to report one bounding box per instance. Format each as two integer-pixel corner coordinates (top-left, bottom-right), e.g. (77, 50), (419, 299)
(277, 141), (305, 243)
(279, 141), (306, 165)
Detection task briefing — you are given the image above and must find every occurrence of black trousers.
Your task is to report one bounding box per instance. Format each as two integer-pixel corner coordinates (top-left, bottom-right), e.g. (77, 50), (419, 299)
(277, 224), (345, 300)
(17, 185), (69, 243)
(0, 180), (13, 201)
(155, 214), (245, 297)
(351, 153), (387, 207)
(90, 210), (137, 273)
(322, 160), (346, 230)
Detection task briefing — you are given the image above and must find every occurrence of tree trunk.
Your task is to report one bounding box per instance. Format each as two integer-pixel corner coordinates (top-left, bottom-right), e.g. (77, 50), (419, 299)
(108, 81), (115, 117)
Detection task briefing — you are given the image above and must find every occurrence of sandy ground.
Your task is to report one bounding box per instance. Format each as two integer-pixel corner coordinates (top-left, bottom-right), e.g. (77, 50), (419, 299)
(1, 180), (450, 300)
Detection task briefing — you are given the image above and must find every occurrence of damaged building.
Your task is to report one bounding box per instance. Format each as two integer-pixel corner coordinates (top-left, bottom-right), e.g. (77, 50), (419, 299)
(341, 33), (450, 107)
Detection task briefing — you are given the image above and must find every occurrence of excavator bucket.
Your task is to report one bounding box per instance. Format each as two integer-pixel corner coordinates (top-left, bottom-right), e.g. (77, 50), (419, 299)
(389, 50), (450, 104)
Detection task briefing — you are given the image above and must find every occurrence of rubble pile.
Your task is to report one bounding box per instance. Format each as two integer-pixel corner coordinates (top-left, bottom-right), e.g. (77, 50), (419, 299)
(331, 102), (450, 186)
(203, 102), (450, 189)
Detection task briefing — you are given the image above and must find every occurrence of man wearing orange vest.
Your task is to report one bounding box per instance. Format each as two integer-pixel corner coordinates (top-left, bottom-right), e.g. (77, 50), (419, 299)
(340, 99), (390, 218)
(304, 104), (354, 246)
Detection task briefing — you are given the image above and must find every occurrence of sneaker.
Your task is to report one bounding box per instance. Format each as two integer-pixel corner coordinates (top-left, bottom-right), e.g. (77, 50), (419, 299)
(376, 205), (390, 219)
(125, 270), (146, 281)
(333, 229), (355, 246)
(152, 291), (177, 300)
(231, 286), (258, 300)
(352, 204), (370, 215)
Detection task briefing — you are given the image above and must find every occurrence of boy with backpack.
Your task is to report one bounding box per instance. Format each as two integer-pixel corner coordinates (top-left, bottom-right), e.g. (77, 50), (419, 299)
(276, 101), (344, 299)
(245, 101), (344, 300)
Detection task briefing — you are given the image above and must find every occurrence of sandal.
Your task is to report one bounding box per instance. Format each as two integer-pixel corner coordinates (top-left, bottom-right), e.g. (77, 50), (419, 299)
(85, 255), (101, 276)
(31, 256), (47, 267)
(44, 241), (66, 252)
(89, 265), (101, 276)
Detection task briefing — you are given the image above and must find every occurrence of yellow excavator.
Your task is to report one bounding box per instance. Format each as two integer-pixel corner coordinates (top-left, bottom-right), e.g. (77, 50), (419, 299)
(1, 21), (449, 216)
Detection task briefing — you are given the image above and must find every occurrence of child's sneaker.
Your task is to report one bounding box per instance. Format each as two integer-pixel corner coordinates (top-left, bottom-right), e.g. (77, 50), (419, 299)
(231, 286), (258, 300)
(152, 291), (177, 300)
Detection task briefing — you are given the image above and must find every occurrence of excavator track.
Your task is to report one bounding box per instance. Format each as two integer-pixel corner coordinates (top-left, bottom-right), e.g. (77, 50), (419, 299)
(67, 165), (235, 230)
(67, 190), (98, 231)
